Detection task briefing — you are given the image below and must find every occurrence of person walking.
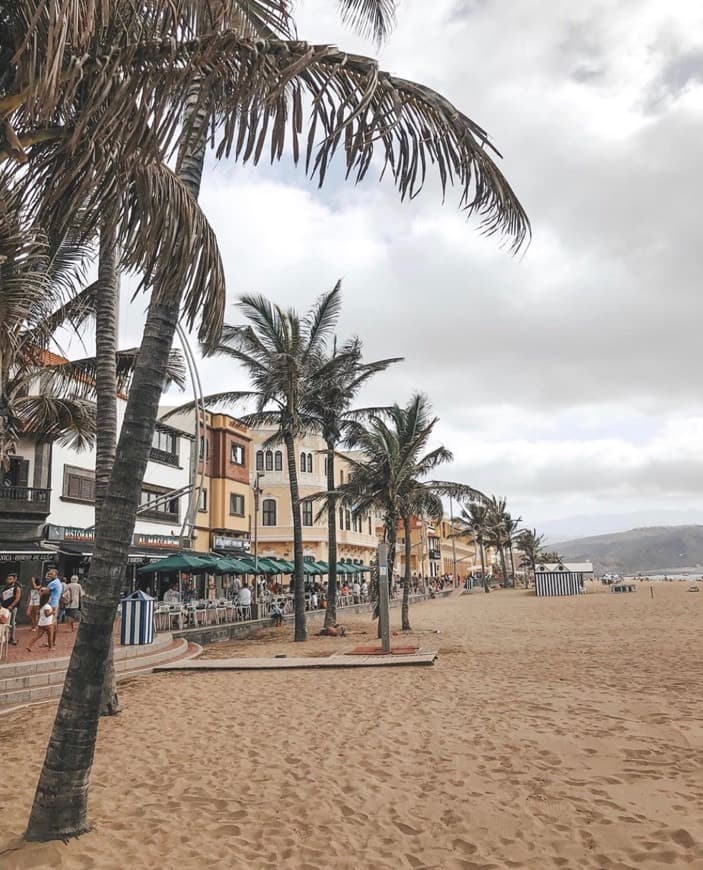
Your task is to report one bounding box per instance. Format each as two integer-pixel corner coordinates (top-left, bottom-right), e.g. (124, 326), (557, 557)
(26, 576), (42, 629)
(44, 568), (62, 649)
(64, 575), (83, 631)
(1, 573), (21, 645)
(26, 591), (55, 652)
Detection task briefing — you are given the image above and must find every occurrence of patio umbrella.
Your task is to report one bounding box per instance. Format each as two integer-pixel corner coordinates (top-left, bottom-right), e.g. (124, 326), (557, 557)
(136, 553), (216, 574)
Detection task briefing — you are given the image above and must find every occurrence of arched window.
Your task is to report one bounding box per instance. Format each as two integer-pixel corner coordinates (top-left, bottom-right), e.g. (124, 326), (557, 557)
(302, 500), (313, 526)
(265, 450), (273, 471)
(368, 516), (372, 535)
(339, 506), (344, 529)
(339, 469), (344, 485)
(255, 450), (264, 471)
(345, 509), (351, 531)
(300, 451), (306, 471)
(262, 499), (276, 526)
(307, 452), (313, 473)
(274, 450), (282, 471)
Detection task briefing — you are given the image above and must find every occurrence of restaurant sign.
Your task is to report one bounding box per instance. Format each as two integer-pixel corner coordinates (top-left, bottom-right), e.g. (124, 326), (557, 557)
(132, 532), (181, 550)
(46, 524), (95, 543)
(212, 535), (250, 552)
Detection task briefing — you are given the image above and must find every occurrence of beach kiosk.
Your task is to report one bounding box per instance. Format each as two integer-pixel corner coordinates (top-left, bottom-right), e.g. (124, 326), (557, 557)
(535, 562), (593, 597)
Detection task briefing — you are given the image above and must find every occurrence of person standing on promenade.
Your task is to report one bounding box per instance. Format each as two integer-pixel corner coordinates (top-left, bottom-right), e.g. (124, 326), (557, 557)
(64, 576), (83, 631)
(26, 576), (42, 629)
(44, 568), (62, 648)
(1, 573), (21, 645)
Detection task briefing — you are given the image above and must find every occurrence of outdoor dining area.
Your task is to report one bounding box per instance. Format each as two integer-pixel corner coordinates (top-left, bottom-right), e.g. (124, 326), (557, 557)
(135, 552), (371, 632)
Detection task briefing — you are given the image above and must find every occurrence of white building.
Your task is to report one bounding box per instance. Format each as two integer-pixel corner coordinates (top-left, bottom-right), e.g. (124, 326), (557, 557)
(1, 395), (194, 585)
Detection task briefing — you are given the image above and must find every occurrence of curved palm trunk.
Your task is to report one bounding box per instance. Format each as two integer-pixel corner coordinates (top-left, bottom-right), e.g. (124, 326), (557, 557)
(507, 544), (516, 586)
(498, 544), (508, 587)
(284, 433), (307, 642)
(378, 515), (397, 638)
(95, 226), (121, 718)
(478, 538), (489, 593)
(25, 101), (208, 843)
(324, 440), (337, 628)
(401, 514), (412, 631)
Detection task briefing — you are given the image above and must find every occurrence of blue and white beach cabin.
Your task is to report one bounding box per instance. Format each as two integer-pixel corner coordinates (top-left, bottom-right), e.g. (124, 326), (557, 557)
(535, 562), (594, 597)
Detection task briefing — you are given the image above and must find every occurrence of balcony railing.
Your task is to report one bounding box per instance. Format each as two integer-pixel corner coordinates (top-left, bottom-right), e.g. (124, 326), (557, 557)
(149, 447), (180, 467)
(138, 508), (180, 523)
(0, 486), (51, 513)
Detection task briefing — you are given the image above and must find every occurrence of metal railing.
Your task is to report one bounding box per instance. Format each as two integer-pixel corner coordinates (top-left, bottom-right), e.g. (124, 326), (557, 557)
(149, 447), (180, 466)
(0, 485), (50, 505)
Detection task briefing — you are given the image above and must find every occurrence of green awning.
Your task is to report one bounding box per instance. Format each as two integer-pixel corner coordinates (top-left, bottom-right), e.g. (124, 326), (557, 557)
(136, 553), (217, 574)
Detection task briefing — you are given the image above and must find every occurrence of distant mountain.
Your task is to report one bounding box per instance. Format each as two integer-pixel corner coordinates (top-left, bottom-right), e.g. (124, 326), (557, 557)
(537, 510), (703, 543)
(555, 525), (703, 575)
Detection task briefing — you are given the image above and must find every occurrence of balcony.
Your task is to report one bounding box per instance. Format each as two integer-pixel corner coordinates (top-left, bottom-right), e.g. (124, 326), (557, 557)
(149, 447), (180, 467)
(138, 508), (180, 524)
(0, 486), (50, 514)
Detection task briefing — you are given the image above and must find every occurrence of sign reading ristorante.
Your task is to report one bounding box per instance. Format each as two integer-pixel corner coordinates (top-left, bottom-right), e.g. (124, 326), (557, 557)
(46, 524), (95, 543)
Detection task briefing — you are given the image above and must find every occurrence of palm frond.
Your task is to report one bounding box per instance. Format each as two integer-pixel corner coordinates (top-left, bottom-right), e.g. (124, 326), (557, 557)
(337, 0), (397, 43)
(14, 395), (96, 451)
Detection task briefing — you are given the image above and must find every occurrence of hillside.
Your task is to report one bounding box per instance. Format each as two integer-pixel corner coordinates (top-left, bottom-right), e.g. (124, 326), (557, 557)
(555, 525), (703, 575)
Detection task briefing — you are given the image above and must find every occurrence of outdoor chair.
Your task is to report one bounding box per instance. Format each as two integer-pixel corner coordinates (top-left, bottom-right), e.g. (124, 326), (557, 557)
(154, 604), (171, 632)
(236, 604), (252, 621)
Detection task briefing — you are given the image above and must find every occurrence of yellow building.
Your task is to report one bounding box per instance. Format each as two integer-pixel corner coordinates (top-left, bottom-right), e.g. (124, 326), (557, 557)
(159, 409), (252, 556)
(391, 514), (487, 581)
(249, 429), (377, 567)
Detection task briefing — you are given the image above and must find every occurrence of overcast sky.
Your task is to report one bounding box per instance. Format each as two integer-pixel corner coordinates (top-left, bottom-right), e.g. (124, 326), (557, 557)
(115, 0), (703, 534)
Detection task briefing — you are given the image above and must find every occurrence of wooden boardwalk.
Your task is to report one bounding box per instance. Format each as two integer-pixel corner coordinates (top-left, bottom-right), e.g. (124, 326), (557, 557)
(154, 650), (438, 672)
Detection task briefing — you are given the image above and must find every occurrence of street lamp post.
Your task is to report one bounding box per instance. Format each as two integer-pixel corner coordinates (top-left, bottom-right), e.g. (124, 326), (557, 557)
(449, 495), (458, 585)
(251, 471), (264, 615)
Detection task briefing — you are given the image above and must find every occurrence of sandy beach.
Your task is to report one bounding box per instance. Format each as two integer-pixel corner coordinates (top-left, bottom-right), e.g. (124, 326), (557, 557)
(1, 583), (702, 869)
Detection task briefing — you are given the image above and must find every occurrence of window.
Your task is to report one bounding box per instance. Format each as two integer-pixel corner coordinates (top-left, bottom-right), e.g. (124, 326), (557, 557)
(230, 493), (245, 516)
(152, 428), (176, 453)
(230, 443), (245, 465)
(339, 507), (344, 529)
(307, 453), (313, 473)
(274, 450), (282, 471)
(302, 500), (313, 526)
(139, 486), (179, 519)
(262, 499), (276, 526)
(198, 489), (207, 512)
(300, 451), (306, 472)
(353, 514), (361, 533)
(339, 469), (344, 485)
(324, 456), (329, 476)
(63, 466), (95, 502)
(368, 517), (372, 535)
(199, 436), (209, 460)
(345, 509), (351, 531)
(265, 450), (273, 471)
(256, 450), (264, 471)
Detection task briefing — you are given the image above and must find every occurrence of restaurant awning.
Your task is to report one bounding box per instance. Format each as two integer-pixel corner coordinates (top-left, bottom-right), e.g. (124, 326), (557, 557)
(136, 553), (217, 574)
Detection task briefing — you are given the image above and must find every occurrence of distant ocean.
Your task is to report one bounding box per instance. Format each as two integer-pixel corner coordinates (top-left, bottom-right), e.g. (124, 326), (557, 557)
(624, 573), (703, 581)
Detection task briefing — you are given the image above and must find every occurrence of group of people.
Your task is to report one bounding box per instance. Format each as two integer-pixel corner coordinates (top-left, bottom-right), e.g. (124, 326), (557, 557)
(0, 569), (83, 652)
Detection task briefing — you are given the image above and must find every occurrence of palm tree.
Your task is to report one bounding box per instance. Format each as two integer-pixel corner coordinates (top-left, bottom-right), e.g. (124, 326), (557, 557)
(167, 285), (354, 641)
(455, 502), (491, 592)
(515, 528), (545, 587)
(342, 394), (476, 630)
(19, 0), (530, 844)
(304, 338), (401, 627)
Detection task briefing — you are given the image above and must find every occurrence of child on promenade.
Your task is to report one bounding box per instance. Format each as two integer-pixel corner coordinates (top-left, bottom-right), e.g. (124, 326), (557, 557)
(26, 591), (55, 652)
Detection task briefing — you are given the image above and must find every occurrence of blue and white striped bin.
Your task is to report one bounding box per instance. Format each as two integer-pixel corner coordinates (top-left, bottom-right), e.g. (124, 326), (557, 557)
(120, 590), (155, 645)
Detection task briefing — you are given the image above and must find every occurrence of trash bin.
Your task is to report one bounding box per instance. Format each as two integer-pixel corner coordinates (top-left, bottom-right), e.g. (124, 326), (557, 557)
(120, 590), (155, 645)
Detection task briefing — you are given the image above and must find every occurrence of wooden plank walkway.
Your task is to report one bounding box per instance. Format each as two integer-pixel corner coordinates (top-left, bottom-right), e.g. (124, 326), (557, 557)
(154, 650), (438, 672)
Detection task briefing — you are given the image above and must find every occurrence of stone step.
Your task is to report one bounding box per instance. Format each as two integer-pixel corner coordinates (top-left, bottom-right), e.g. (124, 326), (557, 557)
(0, 638), (198, 711)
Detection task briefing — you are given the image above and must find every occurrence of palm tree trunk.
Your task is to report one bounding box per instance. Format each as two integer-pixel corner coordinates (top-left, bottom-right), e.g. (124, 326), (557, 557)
(401, 514), (412, 631)
(284, 433), (307, 642)
(324, 440), (337, 628)
(507, 544), (516, 586)
(25, 98), (208, 844)
(95, 224), (121, 718)
(499, 544), (508, 587)
(378, 515), (397, 638)
(479, 538), (489, 593)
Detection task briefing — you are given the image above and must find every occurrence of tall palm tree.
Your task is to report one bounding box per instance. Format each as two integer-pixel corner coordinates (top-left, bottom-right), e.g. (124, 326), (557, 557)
(515, 528), (545, 587)
(455, 501), (491, 592)
(304, 338), (401, 627)
(342, 394), (481, 630)
(19, 0), (530, 844)
(167, 285), (354, 641)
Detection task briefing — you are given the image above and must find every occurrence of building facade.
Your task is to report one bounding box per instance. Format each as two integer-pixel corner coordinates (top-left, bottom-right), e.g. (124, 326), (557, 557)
(189, 412), (252, 556)
(250, 429), (377, 567)
(1, 398), (195, 586)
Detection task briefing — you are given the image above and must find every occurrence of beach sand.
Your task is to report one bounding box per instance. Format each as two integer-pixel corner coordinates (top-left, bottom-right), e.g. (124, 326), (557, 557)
(1, 582), (702, 869)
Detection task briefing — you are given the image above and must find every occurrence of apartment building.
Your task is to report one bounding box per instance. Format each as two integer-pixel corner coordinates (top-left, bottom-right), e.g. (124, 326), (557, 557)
(250, 429), (377, 567)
